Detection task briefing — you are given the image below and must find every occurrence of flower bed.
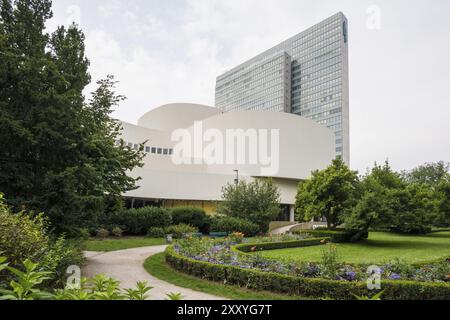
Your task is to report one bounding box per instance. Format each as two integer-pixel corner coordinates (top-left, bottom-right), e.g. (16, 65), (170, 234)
(165, 237), (450, 299)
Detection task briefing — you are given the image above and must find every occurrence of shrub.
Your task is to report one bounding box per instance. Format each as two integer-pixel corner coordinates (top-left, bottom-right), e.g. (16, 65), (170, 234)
(0, 259), (153, 300)
(78, 228), (92, 240)
(165, 246), (450, 300)
(111, 227), (123, 237)
(210, 216), (259, 237)
(217, 179), (281, 233)
(96, 228), (110, 238)
(171, 207), (210, 233)
(107, 206), (172, 235)
(0, 194), (84, 288)
(147, 227), (166, 238)
(234, 238), (329, 253)
(165, 224), (198, 239)
(294, 229), (365, 243)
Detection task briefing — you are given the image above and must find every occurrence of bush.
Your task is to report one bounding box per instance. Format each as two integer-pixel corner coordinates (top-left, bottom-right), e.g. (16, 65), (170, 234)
(294, 229), (367, 243)
(96, 228), (110, 238)
(165, 246), (450, 300)
(0, 194), (84, 288)
(165, 224), (198, 239)
(107, 206), (172, 235)
(218, 179), (281, 233)
(78, 228), (92, 240)
(234, 238), (329, 253)
(210, 216), (260, 237)
(171, 207), (210, 233)
(111, 227), (123, 237)
(147, 227), (166, 238)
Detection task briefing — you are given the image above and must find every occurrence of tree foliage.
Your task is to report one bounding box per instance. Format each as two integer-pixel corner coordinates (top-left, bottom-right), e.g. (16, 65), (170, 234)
(295, 158), (359, 229)
(217, 179), (281, 233)
(0, 0), (144, 234)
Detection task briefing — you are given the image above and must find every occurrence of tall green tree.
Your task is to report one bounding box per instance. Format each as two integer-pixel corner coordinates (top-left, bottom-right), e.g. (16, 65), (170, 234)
(0, 0), (144, 234)
(295, 158), (359, 230)
(402, 161), (450, 186)
(217, 179), (281, 233)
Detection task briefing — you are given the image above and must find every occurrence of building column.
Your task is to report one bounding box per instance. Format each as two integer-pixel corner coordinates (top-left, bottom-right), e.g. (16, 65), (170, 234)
(289, 205), (295, 222)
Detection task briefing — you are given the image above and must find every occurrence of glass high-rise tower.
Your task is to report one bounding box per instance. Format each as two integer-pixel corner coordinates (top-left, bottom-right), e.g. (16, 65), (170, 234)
(215, 12), (350, 164)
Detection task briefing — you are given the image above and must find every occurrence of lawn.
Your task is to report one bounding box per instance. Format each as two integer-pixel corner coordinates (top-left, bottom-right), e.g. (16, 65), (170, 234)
(259, 231), (450, 264)
(144, 253), (309, 300)
(84, 237), (166, 252)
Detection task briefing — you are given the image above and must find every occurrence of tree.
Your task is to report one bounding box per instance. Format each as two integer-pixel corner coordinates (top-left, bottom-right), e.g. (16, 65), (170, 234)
(436, 175), (450, 227)
(295, 158), (359, 230)
(403, 161), (450, 186)
(217, 179), (281, 233)
(0, 0), (144, 234)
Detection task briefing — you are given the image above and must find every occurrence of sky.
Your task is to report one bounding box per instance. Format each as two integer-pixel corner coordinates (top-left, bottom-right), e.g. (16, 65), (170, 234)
(45, 0), (450, 173)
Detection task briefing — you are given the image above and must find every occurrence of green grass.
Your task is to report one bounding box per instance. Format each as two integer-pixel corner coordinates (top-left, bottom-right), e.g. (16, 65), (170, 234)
(260, 231), (450, 264)
(144, 253), (308, 300)
(84, 237), (166, 252)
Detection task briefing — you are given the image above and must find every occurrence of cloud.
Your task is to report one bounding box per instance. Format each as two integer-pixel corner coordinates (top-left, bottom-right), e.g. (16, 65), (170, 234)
(46, 0), (450, 173)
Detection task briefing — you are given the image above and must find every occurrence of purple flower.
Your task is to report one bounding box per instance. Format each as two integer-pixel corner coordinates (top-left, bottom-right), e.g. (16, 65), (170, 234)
(344, 271), (357, 281)
(389, 273), (401, 280)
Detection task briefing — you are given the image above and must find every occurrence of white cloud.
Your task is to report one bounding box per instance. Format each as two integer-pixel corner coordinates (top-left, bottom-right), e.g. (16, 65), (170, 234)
(47, 0), (450, 173)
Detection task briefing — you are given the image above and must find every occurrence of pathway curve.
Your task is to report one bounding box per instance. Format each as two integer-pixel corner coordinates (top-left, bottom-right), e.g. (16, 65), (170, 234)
(82, 245), (224, 300)
(270, 224), (301, 235)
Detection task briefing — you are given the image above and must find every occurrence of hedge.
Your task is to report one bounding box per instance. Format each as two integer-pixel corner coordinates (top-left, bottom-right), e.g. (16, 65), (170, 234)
(293, 229), (368, 243)
(171, 207), (210, 233)
(108, 207), (172, 235)
(165, 246), (450, 300)
(234, 238), (329, 253)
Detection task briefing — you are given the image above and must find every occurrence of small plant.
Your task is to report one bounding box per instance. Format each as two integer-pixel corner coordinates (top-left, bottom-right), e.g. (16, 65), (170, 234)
(111, 227), (123, 238)
(96, 228), (110, 239)
(147, 227), (166, 238)
(0, 259), (54, 300)
(353, 291), (384, 300)
(229, 232), (245, 244)
(166, 292), (183, 300)
(320, 244), (340, 279)
(124, 281), (153, 300)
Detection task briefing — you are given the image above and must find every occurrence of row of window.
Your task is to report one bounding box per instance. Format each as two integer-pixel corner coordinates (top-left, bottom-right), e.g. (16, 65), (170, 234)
(293, 85), (342, 106)
(292, 18), (342, 48)
(292, 61), (341, 87)
(119, 141), (174, 156)
(294, 33), (342, 61)
(216, 53), (287, 88)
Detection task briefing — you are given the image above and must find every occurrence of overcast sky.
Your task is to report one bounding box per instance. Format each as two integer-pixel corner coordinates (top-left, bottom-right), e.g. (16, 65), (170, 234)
(46, 0), (450, 173)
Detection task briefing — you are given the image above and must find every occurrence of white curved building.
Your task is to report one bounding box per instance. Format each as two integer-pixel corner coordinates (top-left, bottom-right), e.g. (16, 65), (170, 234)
(120, 103), (335, 221)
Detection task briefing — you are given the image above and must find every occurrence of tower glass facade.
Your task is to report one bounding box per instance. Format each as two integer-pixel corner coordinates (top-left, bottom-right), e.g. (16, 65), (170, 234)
(215, 12), (350, 164)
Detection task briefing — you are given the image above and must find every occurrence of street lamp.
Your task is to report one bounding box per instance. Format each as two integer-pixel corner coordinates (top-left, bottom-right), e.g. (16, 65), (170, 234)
(234, 170), (239, 186)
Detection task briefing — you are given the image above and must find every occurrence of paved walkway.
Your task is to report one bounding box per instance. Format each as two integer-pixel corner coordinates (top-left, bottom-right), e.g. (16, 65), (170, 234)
(270, 223), (301, 235)
(82, 245), (224, 300)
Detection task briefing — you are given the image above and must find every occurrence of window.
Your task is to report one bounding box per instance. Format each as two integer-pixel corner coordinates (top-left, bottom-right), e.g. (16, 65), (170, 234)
(133, 144), (139, 150)
(151, 147), (157, 154)
(163, 149), (168, 155)
(145, 146), (150, 153)
(157, 148), (162, 155)
(169, 149), (173, 155)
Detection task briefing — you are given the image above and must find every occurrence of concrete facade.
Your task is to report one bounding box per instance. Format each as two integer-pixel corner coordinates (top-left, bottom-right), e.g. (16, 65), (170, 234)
(119, 103), (335, 221)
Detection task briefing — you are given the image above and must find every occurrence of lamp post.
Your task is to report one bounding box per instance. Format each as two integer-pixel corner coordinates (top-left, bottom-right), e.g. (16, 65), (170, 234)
(234, 170), (239, 186)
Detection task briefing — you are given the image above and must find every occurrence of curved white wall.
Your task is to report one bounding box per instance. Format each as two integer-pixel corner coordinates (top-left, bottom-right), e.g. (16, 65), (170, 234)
(120, 103), (335, 205)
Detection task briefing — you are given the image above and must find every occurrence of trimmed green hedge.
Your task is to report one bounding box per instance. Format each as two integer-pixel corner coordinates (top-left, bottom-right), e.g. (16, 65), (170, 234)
(234, 238), (329, 253)
(293, 229), (368, 243)
(165, 246), (450, 300)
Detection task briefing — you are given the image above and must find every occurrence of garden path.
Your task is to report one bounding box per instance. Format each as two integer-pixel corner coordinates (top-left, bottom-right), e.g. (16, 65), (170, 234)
(83, 245), (224, 300)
